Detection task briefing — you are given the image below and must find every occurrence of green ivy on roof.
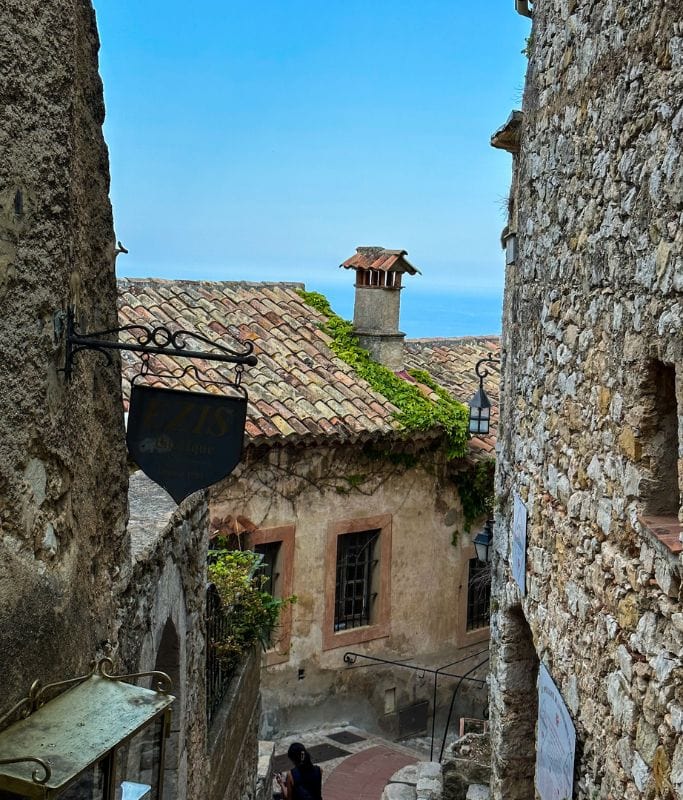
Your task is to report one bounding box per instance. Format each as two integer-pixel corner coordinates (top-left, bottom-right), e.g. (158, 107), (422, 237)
(298, 290), (470, 459)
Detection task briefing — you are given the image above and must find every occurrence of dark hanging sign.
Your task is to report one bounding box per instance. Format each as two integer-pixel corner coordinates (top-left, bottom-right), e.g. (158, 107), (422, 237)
(127, 384), (247, 503)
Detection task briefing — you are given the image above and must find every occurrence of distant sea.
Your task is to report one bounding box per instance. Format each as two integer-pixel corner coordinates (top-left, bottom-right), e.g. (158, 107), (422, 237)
(317, 286), (503, 340)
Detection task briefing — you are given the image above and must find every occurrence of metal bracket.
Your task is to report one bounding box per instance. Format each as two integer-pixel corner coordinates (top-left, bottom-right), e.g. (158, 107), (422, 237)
(474, 353), (501, 385)
(0, 657), (173, 734)
(0, 757), (51, 786)
(60, 307), (257, 380)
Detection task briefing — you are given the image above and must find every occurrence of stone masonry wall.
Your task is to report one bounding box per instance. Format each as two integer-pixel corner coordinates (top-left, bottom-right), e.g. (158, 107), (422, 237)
(491, 1), (683, 799)
(0, 0), (128, 707)
(120, 473), (210, 800)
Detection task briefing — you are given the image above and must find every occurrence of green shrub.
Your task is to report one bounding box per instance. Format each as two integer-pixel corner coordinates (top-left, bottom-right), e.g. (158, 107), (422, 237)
(208, 550), (295, 669)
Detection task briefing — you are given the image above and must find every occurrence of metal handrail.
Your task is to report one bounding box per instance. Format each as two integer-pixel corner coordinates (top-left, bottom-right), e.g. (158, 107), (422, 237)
(343, 649), (489, 760)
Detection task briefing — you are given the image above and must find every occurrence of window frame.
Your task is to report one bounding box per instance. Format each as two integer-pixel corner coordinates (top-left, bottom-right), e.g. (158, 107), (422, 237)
(334, 528), (381, 632)
(323, 514), (392, 651)
(247, 524), (295, 665)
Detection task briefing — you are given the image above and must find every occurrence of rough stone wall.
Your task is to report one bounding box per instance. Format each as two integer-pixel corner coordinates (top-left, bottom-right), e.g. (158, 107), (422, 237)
(0, 0), (128, 707)
(211, 441), (489, 737)
(491, 1), (683, 798)
(120, 473), (210, 800)
(207, 647), (262, 800)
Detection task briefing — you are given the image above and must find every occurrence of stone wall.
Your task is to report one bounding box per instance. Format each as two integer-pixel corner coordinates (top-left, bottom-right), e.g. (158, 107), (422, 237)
(211, 441), (489, 738)
(207, 647), (262, 800)
(0, 0), (128, 708)
(119, 473), (210, 800)
(491, 1), (683, 798)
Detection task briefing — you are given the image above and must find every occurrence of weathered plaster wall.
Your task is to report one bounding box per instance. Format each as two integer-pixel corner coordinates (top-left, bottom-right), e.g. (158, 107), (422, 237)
(0, 0), (128, 707)
(211, 442), (489, 736)
(120, 473), (210, 800)
(491, 2), (683, 798)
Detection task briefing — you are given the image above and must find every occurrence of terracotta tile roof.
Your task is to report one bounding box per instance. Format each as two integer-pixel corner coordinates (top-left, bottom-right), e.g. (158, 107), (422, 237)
(117, 279), (499, 460)
(404, 336), (501, 458)
(118, 278), (399, 447)
(340, 247), (421, 275)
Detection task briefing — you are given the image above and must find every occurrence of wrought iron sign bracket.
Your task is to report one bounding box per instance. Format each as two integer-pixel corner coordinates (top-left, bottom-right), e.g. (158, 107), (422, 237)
(474, 353), (501, 385)
(58, 307), (257, 380)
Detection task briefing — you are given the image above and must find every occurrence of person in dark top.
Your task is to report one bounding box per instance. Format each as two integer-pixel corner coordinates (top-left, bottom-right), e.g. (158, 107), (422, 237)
(275, 742), (323, 800)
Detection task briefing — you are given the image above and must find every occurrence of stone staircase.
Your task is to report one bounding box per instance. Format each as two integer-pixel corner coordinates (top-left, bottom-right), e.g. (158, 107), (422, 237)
(380, 761), (443, 800)
(380, 758), (491, 800)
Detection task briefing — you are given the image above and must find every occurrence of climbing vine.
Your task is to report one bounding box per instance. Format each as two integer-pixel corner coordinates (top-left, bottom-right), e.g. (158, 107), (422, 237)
(453, 459), (495, 533)
(297, 290), (470, 459)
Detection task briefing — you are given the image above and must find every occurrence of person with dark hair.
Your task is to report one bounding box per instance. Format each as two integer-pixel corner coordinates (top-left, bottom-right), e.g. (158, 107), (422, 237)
(275, 742), (323, 800)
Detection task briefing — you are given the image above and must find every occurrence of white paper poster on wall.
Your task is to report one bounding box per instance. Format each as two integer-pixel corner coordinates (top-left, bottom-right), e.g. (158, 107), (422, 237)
(511, 491), (527, 595)
(536, 664), (576, 800)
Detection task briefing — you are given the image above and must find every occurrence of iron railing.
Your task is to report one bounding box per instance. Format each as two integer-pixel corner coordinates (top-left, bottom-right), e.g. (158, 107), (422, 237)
(205, 583), (236, 725)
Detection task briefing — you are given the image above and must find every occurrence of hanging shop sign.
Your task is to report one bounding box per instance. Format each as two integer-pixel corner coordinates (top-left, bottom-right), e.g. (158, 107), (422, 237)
(127, 383), (247, 504)
(57, 309), (258, 501)
(535, 663), (576, 800)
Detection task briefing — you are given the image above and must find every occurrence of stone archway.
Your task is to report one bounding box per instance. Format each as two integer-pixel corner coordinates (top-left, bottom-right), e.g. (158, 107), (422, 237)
(489, 604), (539, 799)
(155, 617), (182, 800)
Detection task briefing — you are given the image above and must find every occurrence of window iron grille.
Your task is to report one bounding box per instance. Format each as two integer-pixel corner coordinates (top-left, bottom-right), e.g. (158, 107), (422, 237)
(466, 558), (491, 631)
(334, 529), (380, 631)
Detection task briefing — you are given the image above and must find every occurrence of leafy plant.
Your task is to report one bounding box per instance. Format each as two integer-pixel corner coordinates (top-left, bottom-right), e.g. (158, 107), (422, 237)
(297, 290), (470, 458)
(208, 550), (296, 669)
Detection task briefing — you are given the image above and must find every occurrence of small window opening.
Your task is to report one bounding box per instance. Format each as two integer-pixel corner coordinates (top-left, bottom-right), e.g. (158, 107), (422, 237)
(642, 361), (680, 516)
(254, 541), (282, 597)
(466, 558), (491, 631)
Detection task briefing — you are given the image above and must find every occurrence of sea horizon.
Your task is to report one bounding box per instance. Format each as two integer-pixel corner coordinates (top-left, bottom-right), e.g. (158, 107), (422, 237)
(313, 284), (503, 340)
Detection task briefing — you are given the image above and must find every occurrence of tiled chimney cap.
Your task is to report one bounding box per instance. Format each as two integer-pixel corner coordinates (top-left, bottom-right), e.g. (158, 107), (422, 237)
(340, 246), (421, 275)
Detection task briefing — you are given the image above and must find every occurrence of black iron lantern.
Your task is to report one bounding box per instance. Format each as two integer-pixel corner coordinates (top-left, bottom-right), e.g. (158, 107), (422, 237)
(468, 385), (492, 435)
(473, 520), (494, 563)
(468, 354), (500, 436)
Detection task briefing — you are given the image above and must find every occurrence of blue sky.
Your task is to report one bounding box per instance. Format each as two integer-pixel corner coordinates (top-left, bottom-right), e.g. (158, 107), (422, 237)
(95, 1), (529, 333)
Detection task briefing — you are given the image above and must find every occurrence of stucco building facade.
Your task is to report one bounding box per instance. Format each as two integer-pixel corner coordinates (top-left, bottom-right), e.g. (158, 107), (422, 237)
(490, 1), (683, 798)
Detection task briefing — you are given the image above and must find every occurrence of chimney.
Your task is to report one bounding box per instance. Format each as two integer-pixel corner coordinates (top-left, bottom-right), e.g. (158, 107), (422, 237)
(340, 246), (420, 370)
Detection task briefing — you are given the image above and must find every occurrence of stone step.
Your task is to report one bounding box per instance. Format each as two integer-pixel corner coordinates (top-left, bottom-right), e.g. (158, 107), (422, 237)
(465, 784), (490, 800)
(381, 761), (443, 800)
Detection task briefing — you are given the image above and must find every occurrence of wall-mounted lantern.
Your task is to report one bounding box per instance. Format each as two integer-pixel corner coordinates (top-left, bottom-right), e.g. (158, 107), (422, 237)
(515, 0), (532, 17)
(56, 308), (258, 503)
(468, 354), (500, 436)
(0, 658), (174, 799)
(504, 231), (518, 266)
(473, 519), (494, 563)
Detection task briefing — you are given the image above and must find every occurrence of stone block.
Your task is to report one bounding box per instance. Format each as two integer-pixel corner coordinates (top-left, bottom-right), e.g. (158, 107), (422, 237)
(619, 427), (642, 461)
(392, 765), (418, 785)
(671, 737), (683, 797)
(382, 783), (416, 800)
(617, 593), (639, 631)
(636, 719), (658, 764)
(466, 785), (491, 800)
(632, 751), (652, 792)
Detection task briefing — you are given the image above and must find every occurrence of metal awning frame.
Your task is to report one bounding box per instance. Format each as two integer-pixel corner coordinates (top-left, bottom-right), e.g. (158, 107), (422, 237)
(0, 657), (174, 799)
